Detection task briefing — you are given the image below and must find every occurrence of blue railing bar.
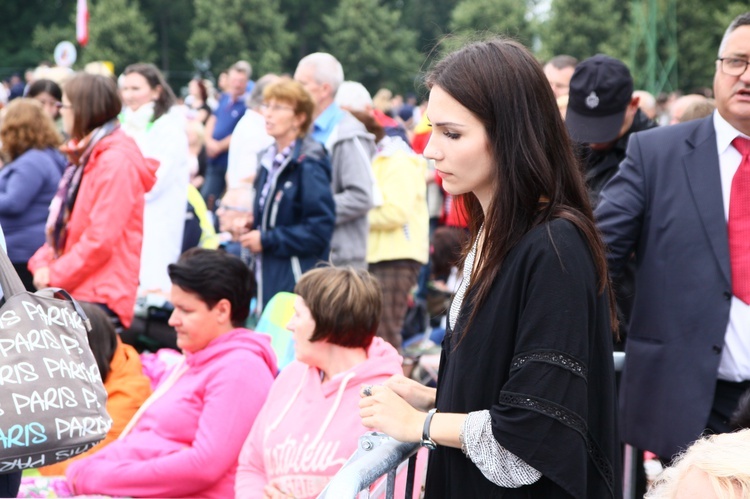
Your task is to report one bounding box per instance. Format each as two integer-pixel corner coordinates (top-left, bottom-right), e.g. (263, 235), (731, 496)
(386, 468), (396, 499)
(404, 454), (417, 498)
(317, 433), (419, 499)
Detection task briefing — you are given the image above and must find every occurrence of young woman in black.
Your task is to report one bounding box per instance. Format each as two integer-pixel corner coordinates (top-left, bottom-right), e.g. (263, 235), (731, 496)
(359, 38), (622, 499)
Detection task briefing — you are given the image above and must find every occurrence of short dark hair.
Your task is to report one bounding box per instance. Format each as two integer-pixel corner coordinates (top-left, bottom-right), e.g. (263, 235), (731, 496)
(546, 54), (578, 70)
(80, 302), (118, 383)
(167, 248), (252, 327)
(294, 267), (381, 349)
(123, 63), (177, 121)
(63, 73), (121, 140)
(26, 79), (62, 102)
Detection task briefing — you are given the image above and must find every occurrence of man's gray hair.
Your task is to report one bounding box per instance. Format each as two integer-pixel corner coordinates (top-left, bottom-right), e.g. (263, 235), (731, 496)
(230, 60), (252, 79)
(718, 12), (750, 56)
(247, 73), (279, 109)
(297, 52), (344, 94)
(545, 54), (578, 70)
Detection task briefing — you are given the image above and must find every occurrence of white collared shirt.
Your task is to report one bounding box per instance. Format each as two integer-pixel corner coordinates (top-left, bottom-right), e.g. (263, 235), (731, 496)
(713, 110), (750, 381)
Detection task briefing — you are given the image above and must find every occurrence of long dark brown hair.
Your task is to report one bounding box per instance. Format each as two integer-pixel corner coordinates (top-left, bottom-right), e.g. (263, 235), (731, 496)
(427, 38), (618, 338)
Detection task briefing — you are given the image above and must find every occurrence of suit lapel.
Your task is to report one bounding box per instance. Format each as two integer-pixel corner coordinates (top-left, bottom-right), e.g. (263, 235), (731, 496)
(682, 117), (731, 285)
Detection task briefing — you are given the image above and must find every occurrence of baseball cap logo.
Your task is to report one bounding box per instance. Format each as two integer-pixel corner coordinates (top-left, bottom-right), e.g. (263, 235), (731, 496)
(585, 91), (600, 109)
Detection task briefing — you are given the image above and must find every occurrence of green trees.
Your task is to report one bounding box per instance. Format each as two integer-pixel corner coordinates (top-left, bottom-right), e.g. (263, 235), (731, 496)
(187, 0), (294, 76)
(538, 0), (625, 62)
(450, 0), (534, 48)
(5, 0), (750, 95)
(322, 0), (423, 94)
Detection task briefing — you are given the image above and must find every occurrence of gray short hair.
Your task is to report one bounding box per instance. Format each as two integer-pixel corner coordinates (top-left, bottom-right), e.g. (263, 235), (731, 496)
(230, 60), (252, 79)
(247, 73), (280, 109)
(718, 12), (750, 56)
(335, 81), (372, 112)
(296, 52), (344, 94)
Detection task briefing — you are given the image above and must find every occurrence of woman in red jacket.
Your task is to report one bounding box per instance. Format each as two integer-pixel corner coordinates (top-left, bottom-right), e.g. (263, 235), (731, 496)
(29, 73), (157, 329)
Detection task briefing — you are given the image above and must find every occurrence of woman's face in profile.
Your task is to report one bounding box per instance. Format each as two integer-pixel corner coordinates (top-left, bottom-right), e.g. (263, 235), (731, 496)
(287, 295), (323, 367)
(33, 92), (61, 120)
(423, 85), (494, 210)
(60, 94), (74, 137)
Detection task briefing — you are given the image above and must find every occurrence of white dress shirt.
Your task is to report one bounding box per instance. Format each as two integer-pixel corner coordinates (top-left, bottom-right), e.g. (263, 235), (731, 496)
(713, 111), (750, 381)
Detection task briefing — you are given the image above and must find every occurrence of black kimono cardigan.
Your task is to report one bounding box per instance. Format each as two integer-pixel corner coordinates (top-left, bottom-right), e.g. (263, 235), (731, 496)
(424, 219), (622, 499)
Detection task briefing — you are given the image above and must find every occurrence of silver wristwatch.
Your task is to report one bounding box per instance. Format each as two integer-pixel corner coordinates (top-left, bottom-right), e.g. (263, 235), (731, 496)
(421, 408), (439, 450)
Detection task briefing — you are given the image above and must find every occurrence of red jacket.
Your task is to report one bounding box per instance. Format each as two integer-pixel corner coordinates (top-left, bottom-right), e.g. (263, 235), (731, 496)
(29, 129), (157, 327)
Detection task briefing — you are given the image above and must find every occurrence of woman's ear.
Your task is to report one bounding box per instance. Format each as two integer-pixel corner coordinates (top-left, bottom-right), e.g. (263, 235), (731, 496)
(215, 298), (233, 324)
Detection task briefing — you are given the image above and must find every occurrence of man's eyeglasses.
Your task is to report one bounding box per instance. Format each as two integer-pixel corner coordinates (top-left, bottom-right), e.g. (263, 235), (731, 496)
(717, 57), (750, 76)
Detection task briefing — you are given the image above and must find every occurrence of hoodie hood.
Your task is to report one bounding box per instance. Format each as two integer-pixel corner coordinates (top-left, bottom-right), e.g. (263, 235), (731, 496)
(328, 111), (376, 146)
(186, 327), (278, 376)
(86, 128), (158, 195)
(243, 337), (402, 498)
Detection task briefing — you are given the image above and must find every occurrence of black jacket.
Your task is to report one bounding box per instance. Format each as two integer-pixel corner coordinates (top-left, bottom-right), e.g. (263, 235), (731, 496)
(425, 220), (621, 499)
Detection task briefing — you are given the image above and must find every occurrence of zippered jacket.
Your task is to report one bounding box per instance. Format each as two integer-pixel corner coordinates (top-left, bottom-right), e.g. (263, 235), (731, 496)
(253, 136), (335, 309)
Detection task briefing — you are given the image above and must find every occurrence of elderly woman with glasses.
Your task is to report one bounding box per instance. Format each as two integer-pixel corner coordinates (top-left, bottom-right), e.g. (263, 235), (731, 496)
(239, 77), (335, 313)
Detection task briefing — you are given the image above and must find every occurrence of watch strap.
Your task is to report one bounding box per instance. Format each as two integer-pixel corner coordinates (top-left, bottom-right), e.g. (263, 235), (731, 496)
(421, 408), (439, 450)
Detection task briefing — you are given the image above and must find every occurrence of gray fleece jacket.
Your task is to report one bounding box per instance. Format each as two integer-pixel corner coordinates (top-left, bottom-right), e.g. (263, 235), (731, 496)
(324, 111), (376, 267)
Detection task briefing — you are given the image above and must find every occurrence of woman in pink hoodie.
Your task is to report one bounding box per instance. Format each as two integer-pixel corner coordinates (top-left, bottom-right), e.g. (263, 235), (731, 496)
(235, 267), (403, 498)
(66, 249), (278, 499)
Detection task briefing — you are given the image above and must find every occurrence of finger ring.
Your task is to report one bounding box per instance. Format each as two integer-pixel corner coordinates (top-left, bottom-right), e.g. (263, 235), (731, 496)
(363, 385), (373, 397)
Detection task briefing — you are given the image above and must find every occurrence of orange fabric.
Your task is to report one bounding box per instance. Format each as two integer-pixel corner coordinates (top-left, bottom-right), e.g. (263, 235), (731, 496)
(39, 339), (152, 475)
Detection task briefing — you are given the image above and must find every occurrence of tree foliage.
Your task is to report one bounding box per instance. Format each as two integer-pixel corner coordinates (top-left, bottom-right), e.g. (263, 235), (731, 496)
(0, 0), (75, 73)
(322, 0), (423, 94)
(279, 0), (337, 68)
(187, 0), (294, 77)
(31, 0), (156, 74)
(449, 0), (534, 48)
(539, 0), (624, 62)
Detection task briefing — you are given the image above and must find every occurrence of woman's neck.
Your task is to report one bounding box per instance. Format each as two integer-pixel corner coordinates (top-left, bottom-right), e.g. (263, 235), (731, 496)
(275, 134), (298, 152)
(318, 345), (368, 382)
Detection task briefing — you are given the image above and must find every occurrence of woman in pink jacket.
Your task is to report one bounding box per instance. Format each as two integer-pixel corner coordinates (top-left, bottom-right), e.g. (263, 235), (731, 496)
(28, 73), (157, 329)
(66, 249), (278, 498)
(235, 267), (404, 498)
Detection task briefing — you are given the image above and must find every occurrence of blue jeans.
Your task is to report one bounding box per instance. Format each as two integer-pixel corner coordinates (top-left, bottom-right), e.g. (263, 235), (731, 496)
(201, 163), (228, 211)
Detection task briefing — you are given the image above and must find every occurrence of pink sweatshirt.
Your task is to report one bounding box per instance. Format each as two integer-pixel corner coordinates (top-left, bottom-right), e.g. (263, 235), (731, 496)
(67, 328), (277, 498)
(235, 337), (403, 498)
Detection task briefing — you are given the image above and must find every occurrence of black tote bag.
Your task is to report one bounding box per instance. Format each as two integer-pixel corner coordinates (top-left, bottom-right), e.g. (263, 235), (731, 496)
(0, 248), (111, 473)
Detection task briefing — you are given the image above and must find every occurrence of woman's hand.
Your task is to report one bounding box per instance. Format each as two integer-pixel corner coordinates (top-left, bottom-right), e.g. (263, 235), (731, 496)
(239, 230), (263, 253)
(263, 483), (294, 498)
(359, 384), (425, 443)
(384, 375), (436, 412)
(33, 267), (50, 290)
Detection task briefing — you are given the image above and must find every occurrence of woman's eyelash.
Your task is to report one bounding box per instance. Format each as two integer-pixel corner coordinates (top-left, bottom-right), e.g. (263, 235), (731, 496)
(443, 131), (460, 139)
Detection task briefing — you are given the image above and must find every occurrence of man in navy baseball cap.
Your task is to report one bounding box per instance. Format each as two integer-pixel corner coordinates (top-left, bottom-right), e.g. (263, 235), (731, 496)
(566, 54), (637, 145)
(565, 54), (655, 205)
(565, 54), (656, 357)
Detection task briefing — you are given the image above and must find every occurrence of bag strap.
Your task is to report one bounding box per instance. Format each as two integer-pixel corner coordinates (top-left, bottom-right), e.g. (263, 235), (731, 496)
(0, 247), (28, 298)
(35, 287), (93, 333)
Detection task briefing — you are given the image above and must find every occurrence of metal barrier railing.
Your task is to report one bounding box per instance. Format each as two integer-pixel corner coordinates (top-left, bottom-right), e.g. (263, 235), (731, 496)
(319, 352), (634, 499)
(317, 432), (419, 499)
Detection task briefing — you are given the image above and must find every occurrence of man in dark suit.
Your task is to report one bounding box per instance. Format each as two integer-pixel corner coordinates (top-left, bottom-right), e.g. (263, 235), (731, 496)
(596, 12), (750, 460)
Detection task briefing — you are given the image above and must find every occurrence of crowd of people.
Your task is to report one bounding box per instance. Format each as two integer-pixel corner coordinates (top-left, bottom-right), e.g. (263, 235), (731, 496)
(0, 10), (749, 499)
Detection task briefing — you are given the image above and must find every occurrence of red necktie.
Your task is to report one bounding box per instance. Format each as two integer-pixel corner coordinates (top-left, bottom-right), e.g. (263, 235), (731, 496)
(730, 136), (750, 304)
